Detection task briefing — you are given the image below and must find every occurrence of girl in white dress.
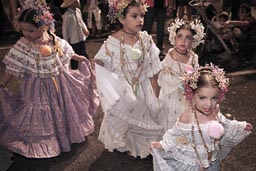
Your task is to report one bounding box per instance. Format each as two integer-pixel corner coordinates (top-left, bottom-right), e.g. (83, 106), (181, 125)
(158, 19), (205, 131)
(151, 63), (253, 171)
(94, 0), (163, 158)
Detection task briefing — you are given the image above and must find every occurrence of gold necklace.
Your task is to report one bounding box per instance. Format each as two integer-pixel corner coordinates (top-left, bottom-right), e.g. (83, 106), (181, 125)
(120, 30), (145, 94)
(191, 109), (213, 169)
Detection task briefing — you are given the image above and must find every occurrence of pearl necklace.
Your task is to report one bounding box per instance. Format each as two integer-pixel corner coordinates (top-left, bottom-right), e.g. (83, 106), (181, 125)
(120, 30), (145, 94)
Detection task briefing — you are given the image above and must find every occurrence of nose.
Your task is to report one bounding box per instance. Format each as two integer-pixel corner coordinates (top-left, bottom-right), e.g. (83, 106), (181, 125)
(206, 99), (213, 107)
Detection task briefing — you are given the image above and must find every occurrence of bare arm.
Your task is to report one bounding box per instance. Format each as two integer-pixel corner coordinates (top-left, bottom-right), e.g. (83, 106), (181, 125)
(72, 54), (88, 62)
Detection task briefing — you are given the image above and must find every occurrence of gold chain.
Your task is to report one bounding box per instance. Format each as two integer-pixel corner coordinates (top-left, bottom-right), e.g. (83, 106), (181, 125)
(191, 108), (213, 169)
(120, 30), (145, 94)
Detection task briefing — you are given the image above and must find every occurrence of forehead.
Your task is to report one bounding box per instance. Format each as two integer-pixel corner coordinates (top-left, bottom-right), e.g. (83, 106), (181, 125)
(21, 22), (37, 29)
(176, 28), (193, 36)
(195, 87), (219, 96)
(126, 5), (144, 14)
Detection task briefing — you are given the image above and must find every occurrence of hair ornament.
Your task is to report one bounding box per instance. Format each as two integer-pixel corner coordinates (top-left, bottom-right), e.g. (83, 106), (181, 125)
(107, 0), (148, 23)
(181, 63), (229, 101)
(17, 0), (55, 30)
(168, 18), (205, 49)
(33, 10), (55, 28)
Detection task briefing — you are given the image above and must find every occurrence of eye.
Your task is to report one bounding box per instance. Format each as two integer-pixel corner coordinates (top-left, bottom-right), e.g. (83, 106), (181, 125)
(185, 36), (193, 41)
(199, 96), (206, 100)
(131, 14), (137, 18)
(212, 96), (218, 101)
(176, 34), (183, 39)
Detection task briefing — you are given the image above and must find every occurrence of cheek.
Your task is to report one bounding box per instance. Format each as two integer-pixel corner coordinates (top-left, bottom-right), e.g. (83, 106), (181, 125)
(186, 41), (192, 47)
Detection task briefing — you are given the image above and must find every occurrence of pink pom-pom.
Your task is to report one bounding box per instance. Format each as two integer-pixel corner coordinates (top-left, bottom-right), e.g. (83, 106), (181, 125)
(207, 121), (224, 139)
(185, 65), (193, 74)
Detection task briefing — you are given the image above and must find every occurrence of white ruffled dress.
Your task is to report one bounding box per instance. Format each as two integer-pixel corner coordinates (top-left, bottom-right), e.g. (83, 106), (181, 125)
(152, 112), (251, 171)
(158, 48), (199, 132)
(95, 31), (163, 158)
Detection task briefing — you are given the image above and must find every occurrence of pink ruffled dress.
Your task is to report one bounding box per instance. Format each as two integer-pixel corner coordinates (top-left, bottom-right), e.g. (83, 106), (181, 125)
(0, 36), (99, 158)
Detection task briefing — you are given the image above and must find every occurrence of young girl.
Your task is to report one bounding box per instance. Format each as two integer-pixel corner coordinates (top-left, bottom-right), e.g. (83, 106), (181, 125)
(94, 0), (163, 158)
(158, 19), (205, 131)
(0, 6), (99, 158)
(151, 63), (253, 171)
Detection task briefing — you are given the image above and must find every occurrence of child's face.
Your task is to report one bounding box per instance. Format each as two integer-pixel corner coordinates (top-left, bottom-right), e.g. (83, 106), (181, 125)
(20, 22), (42, 41)
(193, 87), (220, 115)
(175, 28), (193, 52)
(120, 5), (145, 34)
(238, 8), (249, 20)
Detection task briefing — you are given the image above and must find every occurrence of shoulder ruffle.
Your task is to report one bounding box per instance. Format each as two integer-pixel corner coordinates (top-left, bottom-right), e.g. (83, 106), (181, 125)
(2, 37), (73, 78)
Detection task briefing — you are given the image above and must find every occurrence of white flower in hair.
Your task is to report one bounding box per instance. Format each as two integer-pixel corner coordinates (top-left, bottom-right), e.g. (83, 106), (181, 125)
(190, 19), (205, 49)
(167, 18), (205, 49)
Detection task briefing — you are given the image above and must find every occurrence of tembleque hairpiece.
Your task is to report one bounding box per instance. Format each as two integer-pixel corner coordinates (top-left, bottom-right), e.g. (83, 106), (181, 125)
(107, 0), (148, 23)
(181, 63), (229, 102)
(168, 18), (205, 49)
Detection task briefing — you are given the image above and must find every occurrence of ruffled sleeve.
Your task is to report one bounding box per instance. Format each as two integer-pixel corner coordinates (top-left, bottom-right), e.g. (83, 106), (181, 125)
(218, 113), (251, 159)
(159, 122), (200, 166)
(139, 31), (162, 79)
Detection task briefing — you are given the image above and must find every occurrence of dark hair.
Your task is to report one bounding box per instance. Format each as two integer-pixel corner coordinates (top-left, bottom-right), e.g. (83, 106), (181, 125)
(122, 0), (144, 17)
(176, 21), (196, 35)
(19, 8), (43, 28)
(19, 8), (57, 46)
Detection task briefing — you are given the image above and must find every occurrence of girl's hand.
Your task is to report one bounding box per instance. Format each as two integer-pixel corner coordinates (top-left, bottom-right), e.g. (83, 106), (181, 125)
(244, 123), (253, 131)
(92, 59), (104, 67)
(150, 141), (163, 150)
(72, 54), (88, 62)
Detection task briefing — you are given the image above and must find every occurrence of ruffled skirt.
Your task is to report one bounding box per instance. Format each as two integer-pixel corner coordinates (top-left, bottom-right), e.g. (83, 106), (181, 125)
(0, 60), (99, 158)
(96, 64), (163, 158)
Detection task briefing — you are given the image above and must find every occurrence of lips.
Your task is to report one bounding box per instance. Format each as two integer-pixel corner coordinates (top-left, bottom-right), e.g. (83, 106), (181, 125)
(203, 108), (212, 113)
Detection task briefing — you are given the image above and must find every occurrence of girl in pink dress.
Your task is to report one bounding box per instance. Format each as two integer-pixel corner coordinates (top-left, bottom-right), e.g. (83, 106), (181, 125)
(0, 6), (99, 158)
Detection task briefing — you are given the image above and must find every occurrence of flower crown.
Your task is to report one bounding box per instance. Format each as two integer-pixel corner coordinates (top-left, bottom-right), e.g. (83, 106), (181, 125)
(181, 63), (229, 102)
(107, 0), (148, 23)
(168, 18), (205, 49)
(17, 0), (55, 30)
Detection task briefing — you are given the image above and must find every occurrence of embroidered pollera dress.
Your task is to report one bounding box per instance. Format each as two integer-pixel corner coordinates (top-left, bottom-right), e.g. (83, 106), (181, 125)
(158, 48), (199, 132)
(95, 31), (163, 158)
(0, 36), (99, 158)
(152, 112), (251, 171)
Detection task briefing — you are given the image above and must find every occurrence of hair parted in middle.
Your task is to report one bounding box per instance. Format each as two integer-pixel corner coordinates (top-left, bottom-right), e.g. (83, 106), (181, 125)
(181, 63), (229, 102)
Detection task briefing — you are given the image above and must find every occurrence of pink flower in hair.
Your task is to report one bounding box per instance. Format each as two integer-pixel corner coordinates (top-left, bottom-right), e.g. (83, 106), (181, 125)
(207, 121), (224, 139)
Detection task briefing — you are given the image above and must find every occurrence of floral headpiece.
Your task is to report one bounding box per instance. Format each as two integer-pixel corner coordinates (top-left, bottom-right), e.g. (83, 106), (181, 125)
(107, 0), (148, 23)
(181, 63), (229, 102)
(168, 18), (205, 49)
(33, 9), (55, 29)
(17, 0), (55, 30)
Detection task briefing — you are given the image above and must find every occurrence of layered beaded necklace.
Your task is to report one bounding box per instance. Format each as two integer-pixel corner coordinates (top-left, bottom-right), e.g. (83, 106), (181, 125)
(120, 30), (145, 94)
(191, 108), (213, 170)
